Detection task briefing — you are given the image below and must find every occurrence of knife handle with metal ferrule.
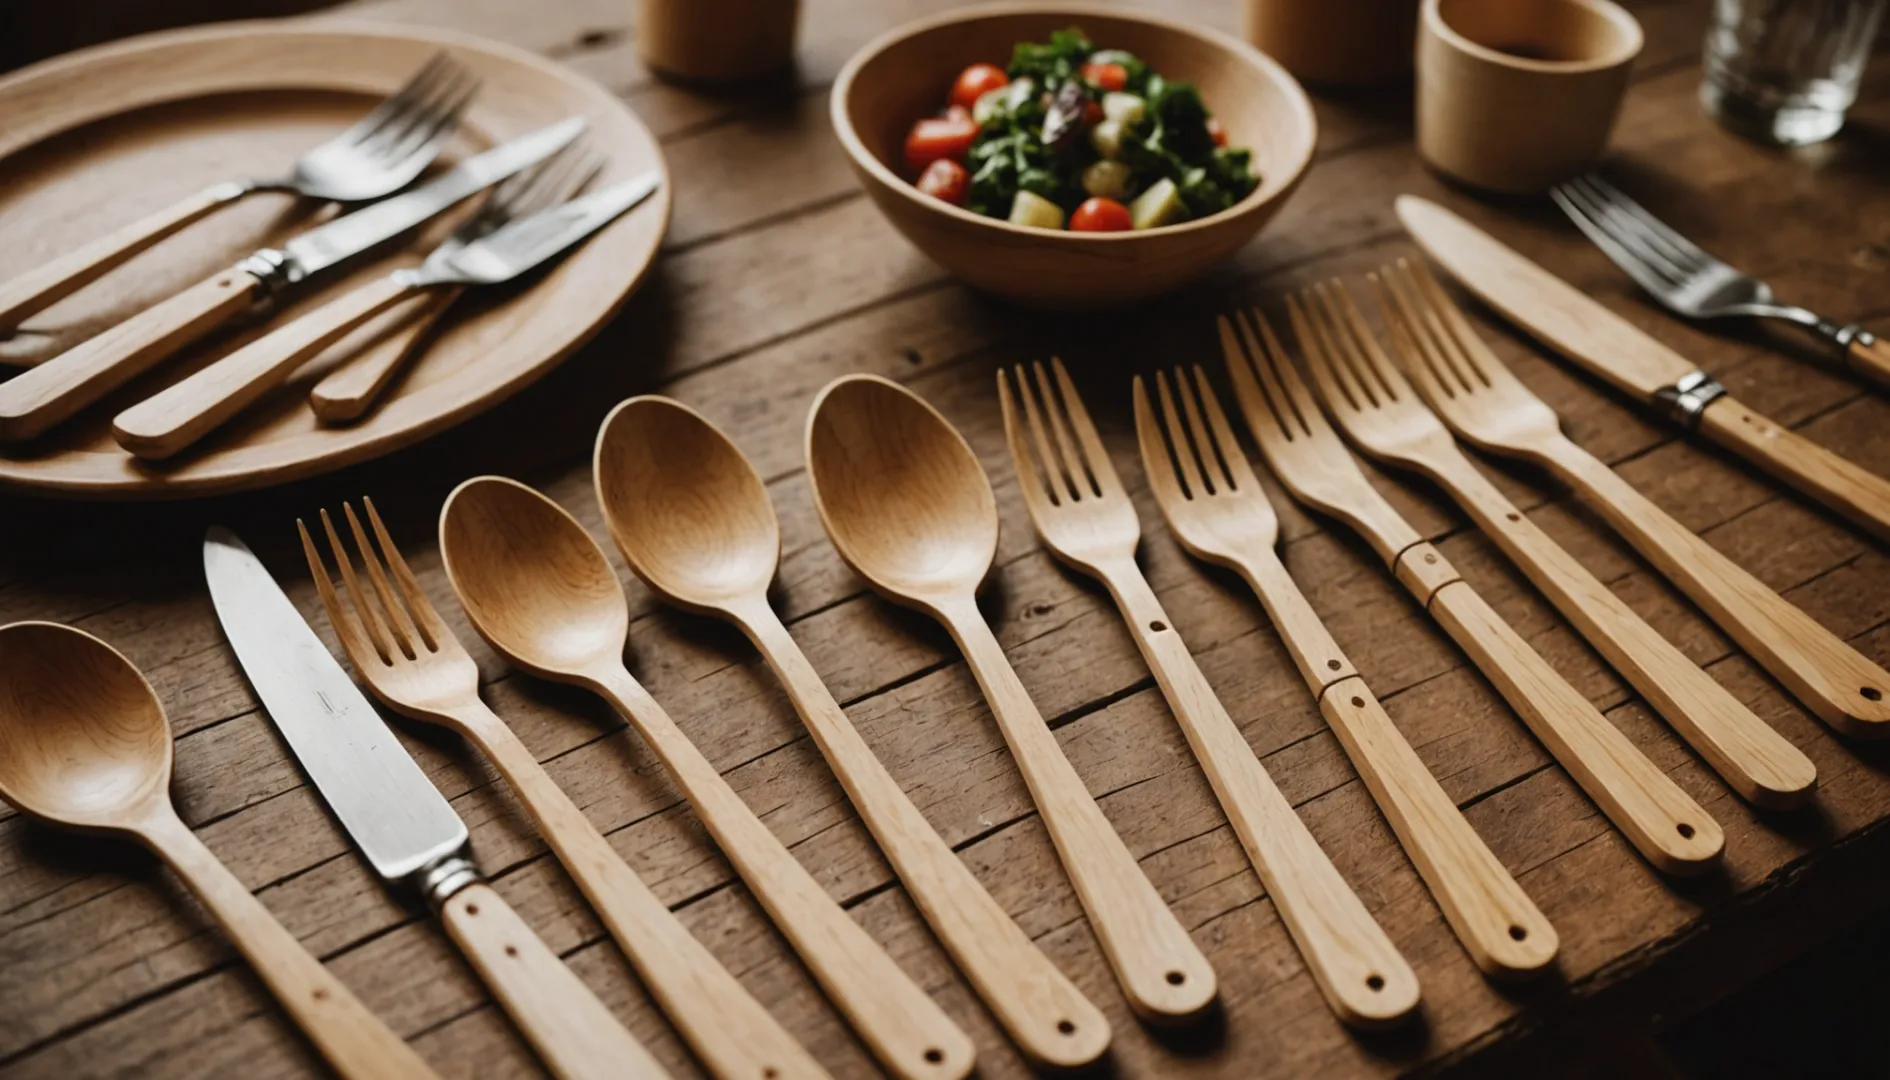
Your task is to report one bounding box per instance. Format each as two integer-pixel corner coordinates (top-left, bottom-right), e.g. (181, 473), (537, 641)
(0, 265), (263, 441)
(436, 881), (672, 1080)
(1696, 395), (1890, 543)
(1392, 542), (1727, 876)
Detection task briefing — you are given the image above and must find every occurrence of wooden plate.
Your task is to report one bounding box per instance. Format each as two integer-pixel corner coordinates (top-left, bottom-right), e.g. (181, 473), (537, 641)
(0, 19), (669, 498)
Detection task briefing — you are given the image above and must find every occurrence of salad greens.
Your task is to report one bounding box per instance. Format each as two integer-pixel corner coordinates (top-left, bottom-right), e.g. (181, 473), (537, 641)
(963, 28), (1259, 225)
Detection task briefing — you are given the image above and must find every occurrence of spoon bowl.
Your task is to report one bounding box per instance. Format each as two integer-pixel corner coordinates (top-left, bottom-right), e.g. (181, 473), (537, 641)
(805, 375), (998, 606)
(0, 622), (173, 831)
(439, 476), (628, 680)
(594, 397), (780, 612)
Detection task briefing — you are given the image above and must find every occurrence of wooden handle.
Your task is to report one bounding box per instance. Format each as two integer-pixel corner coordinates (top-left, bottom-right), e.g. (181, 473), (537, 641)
(139, 810), (439, 1080)
(737, 599), (1095, 1070)
(935, 596), (1217, 1023)
(1096, 560), (1416, 1026)
(0, 182), (246, 334)
(1434, 457), (1816, 807)
(1544, 434), (1890, 737)
(1234, 550), (1558, 979)
(309, 286), (462, 422)
(1397, 546), (1724, 875)
(112, 274), (416, 459)
(1698, 394), (1890, 542)
(1845, 333), (1890, 390)
(0, 267), (261, 441)
(591, 666), (961, 1078)
(438, 882), (670, 1080)
(451, 702), (829, 1080)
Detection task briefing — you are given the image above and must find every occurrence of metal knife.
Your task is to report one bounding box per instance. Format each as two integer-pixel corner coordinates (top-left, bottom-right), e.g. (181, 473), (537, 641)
(1397, 194), (1890, 541)
(0, 117), (585, 442)
(203, 527), (669, 1080)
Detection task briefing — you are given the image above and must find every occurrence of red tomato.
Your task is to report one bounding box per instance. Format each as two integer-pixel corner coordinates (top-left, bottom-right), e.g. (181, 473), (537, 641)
(1081, 62), (1129, 92)
(1206, 116), (1229, 147)
(950, 63), (1009, 112)
(1069, 197), (1133, 232)
(915, 159), (970, 206)
(1082, 100), (1105, 126)
(904, 115), (979, 172)
(945, 104), (972, 122)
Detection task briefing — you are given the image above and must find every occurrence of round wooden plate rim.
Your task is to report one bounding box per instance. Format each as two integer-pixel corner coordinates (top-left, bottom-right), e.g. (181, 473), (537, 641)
(0, 19), (670, 499)
(830, 0), (1318, 244)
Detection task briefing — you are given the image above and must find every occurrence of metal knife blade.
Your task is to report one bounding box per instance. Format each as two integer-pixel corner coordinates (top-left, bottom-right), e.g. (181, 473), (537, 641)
(204, 526), (467, 884)
(281, 115), (587, 279)
(425, 170), (662, 285)
(1395, 194), (1696, 400)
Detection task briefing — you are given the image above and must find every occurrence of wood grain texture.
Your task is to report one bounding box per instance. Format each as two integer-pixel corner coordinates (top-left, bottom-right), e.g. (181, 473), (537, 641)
(309, 288), (461, 422)
(1698, 394), (1890, 542)
(1847, 333), (1890, 389)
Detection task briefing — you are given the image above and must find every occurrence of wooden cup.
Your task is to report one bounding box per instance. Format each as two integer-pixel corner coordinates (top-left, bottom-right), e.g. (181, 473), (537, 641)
(638, 0), (799, 82)
(1415, 0), (1642, 193)
(1245, 0), (1420, 86)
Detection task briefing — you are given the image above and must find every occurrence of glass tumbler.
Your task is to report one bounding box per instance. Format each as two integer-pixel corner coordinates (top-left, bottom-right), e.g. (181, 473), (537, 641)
(1702, 0), (1888, 145)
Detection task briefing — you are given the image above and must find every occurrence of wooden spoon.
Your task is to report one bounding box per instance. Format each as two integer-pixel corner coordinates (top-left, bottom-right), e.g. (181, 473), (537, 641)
(437, 476), (968, 1080)
(804, 374), (1218, 1023)
(594, 395), (1107, 1069)
(0, 621), (435, 1080)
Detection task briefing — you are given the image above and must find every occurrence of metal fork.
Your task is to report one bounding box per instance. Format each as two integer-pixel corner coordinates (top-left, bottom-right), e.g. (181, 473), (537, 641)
(1222, 306), (1724, 876)
(1551, 173), (1890, 386)
(1293, 276), (1815, 808)
(300, 498), (831, 1080)
(1132, 364), (1557, 980)
(308, 142), (603, 422)
(0, 54), (478, 335)
(997, 358), (1419, 1028)
(1376, 258), (1890, 735)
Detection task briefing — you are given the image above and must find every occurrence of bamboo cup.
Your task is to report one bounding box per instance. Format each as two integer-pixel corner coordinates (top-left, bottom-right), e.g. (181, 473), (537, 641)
(1245, 0), (1420, 86)
(1416, 0), (1642, 193)
(638, 0), (800, 81)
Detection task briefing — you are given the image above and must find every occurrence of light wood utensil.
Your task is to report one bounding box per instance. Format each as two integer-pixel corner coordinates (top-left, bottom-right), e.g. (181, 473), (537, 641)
(1134, 368), (1558, 978)
(438, 476), (966, 1080)
(1222, 309), (1725, 875)
(0, 621), (439, 1080)
(1378, 257), (1890, 737)
(1294, 275), (1817, 807)
(804, 373), (1216, 1023)
(298, 501), (773, 1080)
(593, 395), (1103, 1071)
(998, 359), (1420, 1025)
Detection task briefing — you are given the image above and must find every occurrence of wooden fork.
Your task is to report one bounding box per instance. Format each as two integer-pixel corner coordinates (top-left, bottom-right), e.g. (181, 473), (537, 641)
(1220, 308), (1725, 876)
(1378, 258), (1890, 738)
(998, 358), (1419, 1026)
(1133, 364), (1557, 979)
(1291, 276), (1816, 809)
(302, 499), (831, 1080)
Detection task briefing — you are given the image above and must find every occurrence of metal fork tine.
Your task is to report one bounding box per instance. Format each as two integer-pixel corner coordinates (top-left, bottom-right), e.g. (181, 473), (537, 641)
(1290, 288), (1368, 417)
(1155, 369), (1208, 497)
(318, 508), (397, 665)
(1033, 360), (1099, 498)
(1191, 366), (1258, 491)
(1011, 365), (1078, 503)
(998, 367), (1063, 507)
(363, 498), (444, 650)
(383, 70), (476, 162)
(341, 502), (422, 659)
(1566, 175), (1703, 279)
(362, 64), (452, 154)
(1048, 358), (1123, 495)
(1132, 375), (1189, 507)
(340, 53), (450, 147)
(1551, 183), (1688, 293)
(299, 518), (383, 669)
(1576, 174), (1714, 271)
(1173, 363), (1232, 494)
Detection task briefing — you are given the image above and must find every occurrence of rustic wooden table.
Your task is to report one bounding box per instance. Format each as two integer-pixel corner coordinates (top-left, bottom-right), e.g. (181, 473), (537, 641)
(3, 0), (1887, 1076)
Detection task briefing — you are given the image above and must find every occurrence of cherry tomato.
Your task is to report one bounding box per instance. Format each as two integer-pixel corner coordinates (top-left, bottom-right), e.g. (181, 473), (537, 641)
(1206, 116), (1229, 147)
(915, 159), (970, 206)
(904, 115), (979, 173)
(1082, 100), (1105, 127)
(1069, 197), (1133, 232)
(945, 104), (972, 123)
(950, 63), (1009, 112)
(1081, 62), (1129, 92)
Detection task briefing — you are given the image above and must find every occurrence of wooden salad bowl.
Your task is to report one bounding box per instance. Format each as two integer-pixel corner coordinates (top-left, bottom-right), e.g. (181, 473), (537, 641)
(832, 3), (1317, 310)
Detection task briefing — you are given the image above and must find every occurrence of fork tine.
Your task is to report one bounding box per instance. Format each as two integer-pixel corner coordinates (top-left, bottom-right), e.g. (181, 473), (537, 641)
(1327, 279), (1414, 402)
(1224, 310), (1306, 447)
(1401, 260), (1501, 391)
(339, 53), (451, 147)
(361, 61), (457, 154)
(363, 498), (445, 650)
(1047, 358), (1123, 496)
(299, 518), (383, 669)
(1288, 288), (1369, 418)
(1132, 375), (1189, 508)
(1173, 363), (1232, 494)
(998, 367), (1064, 509)
(1551, 182), (1690, 294)
(1191, 366), (1259, 491)
(341, 502), (422, 660)
(1249, 307), (1337, 443)
(382, 69), (477, 163)
(318, 508), (397, 665)
(1155, 369), (1209, 497)
(1574, 174), (1714, 272)
(1033, 360), (1101, 498)
(1565, 175), (1704, 279)
(1371, 269), (1459, 405)
(1009, 364), (1078, 503)
(1380, 262), (1476, 395)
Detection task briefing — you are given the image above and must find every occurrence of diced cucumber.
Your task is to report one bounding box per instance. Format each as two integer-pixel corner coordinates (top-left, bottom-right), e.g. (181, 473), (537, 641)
(1130, 178), (1187, 229)
(1090, 118), (1123, 160)
(1081, 160), (1133, 200)
(972, 86), (1008, 126)
(1101, 92), (1144, 126)
(1008, 190), (1066, 230)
